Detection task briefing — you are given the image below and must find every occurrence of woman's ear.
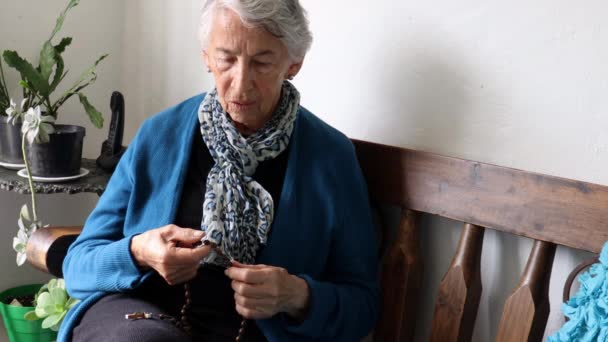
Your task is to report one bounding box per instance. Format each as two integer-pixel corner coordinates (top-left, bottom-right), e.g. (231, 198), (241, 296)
(203, 50), (211, 72)
(286, 60), (304, 79)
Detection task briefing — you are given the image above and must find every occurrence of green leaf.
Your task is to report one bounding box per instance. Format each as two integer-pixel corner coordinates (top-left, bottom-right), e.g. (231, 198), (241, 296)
(43, 280), (53, 292)
(13, 242), (25, 253)
(49, 0), (80, 41)
(78, 93), (104, 128)
(51, 311), (67, 331)
(39, 41), (56, 81)
(54, 37), (72, 54)
(50, 287), (67, 306)
(24, 310), (40, 321)
(49, 38), (72, 92)
(36, 292), (52, 308)
(65, 297), (80, 310)
(72, 54), (107, 89)
(42, 312), (65, 330)
(3, 51), (50, 97)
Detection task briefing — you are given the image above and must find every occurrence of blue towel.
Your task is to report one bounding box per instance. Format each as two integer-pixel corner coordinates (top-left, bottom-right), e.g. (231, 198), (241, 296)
(549, 243), (608, 341)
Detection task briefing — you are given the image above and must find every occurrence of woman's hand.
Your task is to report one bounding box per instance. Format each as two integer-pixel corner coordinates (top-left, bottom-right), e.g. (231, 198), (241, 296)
(225, 261), (310, 321)
(130, 225), (211, 285)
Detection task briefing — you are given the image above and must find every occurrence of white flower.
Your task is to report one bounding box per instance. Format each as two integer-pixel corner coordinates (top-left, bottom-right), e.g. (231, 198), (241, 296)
(13, 204), (45, 266)
(21, 106), (55, 144)
(5, 98), (28, 125)
(13, 228), (28, 266)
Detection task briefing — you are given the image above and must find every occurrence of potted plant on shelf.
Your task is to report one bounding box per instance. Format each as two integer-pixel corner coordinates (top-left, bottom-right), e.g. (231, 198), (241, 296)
(2, 0), (106, 178)
(0, 57), (26, 169)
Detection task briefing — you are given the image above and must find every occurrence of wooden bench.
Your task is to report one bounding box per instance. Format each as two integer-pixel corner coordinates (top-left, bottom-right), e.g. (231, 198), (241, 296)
(26, 139), (608, 342)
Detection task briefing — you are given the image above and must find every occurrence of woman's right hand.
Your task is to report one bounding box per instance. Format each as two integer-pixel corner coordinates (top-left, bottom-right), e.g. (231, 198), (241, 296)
(130, 225), (212, 285)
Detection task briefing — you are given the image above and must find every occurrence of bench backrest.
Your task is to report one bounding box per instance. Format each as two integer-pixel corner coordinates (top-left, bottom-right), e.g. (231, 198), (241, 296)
(353, 139), (608, 342)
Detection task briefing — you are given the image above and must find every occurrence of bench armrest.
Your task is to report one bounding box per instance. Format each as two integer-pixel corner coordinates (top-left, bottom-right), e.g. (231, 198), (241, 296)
(26, 226), (82, 278)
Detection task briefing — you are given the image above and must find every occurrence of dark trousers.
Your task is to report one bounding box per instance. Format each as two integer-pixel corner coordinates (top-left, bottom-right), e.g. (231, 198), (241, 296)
(73, 293), (192, 342)
(72, 266), (267, 342)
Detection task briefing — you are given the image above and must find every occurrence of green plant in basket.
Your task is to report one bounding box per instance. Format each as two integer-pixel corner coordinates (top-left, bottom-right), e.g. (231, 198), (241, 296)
(2, 0), (106, 128)
(24, 279), (79, 331)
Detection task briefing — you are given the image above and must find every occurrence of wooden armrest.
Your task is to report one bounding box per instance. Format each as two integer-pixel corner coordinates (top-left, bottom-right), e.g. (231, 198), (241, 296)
(26, 226), (83, 277)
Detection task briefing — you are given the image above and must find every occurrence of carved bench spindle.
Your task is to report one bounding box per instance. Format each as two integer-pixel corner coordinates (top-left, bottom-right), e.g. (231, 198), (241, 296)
(496, 240), (556, 342)
(430, 223), (484, 342)
(374, 209), (422, 342)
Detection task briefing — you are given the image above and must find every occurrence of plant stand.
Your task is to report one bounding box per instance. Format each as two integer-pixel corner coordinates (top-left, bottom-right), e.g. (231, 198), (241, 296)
(0, 158), (111, 196)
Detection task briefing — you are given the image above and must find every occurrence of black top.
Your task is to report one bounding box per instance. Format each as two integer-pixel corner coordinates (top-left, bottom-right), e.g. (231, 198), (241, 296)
(138, 126), (289, 341)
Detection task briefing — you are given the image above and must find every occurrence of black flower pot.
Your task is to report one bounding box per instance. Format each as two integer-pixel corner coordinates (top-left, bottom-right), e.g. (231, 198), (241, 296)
(0, 116), (24, 165)
(26, 124), (86, 177)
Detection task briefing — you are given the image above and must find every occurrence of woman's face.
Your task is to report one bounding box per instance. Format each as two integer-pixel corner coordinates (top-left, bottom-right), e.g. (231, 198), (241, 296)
(204, 8), (302, 134)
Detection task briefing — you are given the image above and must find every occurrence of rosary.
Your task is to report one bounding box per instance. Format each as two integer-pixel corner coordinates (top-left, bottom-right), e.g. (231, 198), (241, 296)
(125, 240), (249, 341)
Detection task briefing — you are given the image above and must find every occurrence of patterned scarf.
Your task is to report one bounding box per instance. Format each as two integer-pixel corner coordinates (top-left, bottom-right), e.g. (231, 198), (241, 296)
(198, 81), (299, 266)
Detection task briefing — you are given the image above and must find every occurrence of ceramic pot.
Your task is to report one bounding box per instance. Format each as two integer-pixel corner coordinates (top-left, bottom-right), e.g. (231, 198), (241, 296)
(26, 124), (85, 177)
(0, 116), (24, 165)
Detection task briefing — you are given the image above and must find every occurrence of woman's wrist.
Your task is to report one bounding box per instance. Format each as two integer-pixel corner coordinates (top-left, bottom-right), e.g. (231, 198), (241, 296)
(130, 234), (149, 268)
(284, 274), (310, 321)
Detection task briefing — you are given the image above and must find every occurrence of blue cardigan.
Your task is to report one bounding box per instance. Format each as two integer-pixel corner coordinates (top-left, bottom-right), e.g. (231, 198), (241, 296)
(60, 94), (379, 341)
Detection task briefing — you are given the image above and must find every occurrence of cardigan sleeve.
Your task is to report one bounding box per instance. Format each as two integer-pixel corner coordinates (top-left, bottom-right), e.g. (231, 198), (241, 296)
(63, 127), (149, 299)
(282, 141), (380, 340)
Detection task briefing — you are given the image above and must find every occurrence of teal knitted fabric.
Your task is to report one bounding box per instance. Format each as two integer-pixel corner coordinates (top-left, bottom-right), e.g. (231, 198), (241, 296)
(549, 242), (608, 341)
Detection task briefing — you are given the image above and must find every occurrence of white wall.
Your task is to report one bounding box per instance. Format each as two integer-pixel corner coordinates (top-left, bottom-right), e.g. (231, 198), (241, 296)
(297, 1), (606, 340)
(1, 0), (607, 341)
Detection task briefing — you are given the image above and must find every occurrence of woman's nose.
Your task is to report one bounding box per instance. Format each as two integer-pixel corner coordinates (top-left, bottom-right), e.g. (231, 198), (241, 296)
(232, 63), (254, 93)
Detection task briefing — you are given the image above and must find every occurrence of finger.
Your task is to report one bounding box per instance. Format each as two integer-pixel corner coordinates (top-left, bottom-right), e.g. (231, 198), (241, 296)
(231, 280), (266, 298)
(164, 267), (198, 285)
(225, 266), (267, 284)
(230, 260), (267, 269)
(235, 303), (269, 320)
(167, 227), (206, 245)
(234, 293), (272, 310)
(171, 245), (212, 264)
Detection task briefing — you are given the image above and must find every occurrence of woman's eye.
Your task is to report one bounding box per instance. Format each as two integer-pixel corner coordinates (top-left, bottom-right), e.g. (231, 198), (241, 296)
(217, 57), (234, 66)
(254, 60), (272, 71)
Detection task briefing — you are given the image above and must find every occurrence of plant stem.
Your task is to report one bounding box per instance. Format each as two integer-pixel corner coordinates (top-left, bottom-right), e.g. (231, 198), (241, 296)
(21, 135), (38, 222)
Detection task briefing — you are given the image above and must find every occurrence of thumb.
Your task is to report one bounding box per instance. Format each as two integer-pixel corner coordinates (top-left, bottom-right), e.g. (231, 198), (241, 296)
(175, 244), (212, 263)
(170, 228), (205, 245)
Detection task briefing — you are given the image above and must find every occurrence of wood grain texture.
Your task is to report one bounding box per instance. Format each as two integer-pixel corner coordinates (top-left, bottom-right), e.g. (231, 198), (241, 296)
(496, 240), (556, 342)
(430, 223), (485, 342)
(353, 139), (608, 254)
(26, 226), (83, 274)
(374, 209), (422, 342)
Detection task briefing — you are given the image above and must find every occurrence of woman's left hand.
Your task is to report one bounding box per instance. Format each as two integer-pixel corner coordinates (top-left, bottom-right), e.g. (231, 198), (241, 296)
(225, 261), (310, 321)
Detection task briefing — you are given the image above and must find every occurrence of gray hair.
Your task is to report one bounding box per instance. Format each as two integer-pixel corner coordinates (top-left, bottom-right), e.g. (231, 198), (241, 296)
(198, 0), (313, 61)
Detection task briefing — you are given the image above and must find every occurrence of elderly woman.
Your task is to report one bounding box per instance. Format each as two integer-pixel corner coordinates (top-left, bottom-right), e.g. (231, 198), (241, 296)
(59, 1), (379, 341)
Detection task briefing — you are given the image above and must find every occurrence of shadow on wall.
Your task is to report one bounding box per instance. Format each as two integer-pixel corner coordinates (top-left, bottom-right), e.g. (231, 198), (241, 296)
(366, 37), (540, 342)
(368, 37), (496, 158)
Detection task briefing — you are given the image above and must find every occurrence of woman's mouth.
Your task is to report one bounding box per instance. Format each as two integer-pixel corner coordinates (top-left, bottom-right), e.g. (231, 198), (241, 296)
(230, 101), (256, 110)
